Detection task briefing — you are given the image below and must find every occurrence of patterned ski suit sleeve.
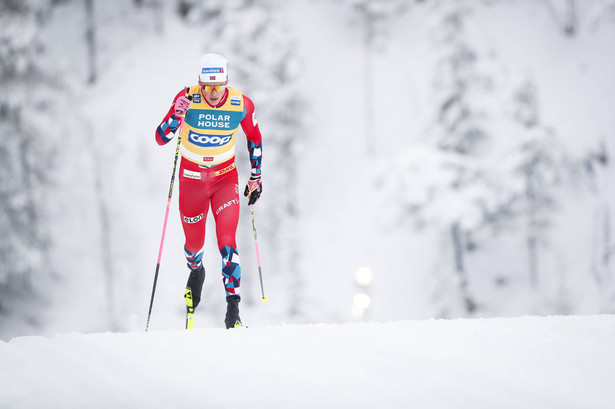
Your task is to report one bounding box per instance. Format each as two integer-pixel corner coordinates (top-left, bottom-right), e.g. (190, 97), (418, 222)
(155, 89), (186, 146)
(241, 95), (263, 177)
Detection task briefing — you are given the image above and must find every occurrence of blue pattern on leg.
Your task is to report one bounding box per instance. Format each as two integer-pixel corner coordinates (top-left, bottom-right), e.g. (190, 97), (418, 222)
(221, 246), (241, 298)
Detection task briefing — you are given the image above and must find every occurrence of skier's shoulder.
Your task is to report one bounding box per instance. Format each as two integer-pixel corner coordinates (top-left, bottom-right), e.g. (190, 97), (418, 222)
(224, 87), (253, 110)
(234, 90), (254, 111)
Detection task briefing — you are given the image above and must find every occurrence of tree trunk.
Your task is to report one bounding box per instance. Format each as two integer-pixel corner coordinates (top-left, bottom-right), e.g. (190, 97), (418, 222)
(85, 0), (97, 84)
(363, 9), (375, 155)
(284, 139), (302, 318)
(526, 168), (539, 288)
(152, 0), (164, 35)
(451, 221), (476, 313)
(84, 121), (117, 331)
(605, 204), (615, 310)
(527, 232), (539, 288)
(602, 204), (611, 272)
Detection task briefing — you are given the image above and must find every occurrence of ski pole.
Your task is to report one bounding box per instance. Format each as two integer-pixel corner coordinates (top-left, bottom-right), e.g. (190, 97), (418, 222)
(146, 90), (191, 331)
(250, 204), (268, 302)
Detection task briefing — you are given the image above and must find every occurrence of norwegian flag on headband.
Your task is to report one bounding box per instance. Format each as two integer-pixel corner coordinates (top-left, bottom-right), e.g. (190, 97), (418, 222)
(210, 76), (216, 80)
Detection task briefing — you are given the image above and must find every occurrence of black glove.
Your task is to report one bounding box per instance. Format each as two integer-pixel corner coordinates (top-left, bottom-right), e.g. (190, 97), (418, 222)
(244, 176), (262, 205)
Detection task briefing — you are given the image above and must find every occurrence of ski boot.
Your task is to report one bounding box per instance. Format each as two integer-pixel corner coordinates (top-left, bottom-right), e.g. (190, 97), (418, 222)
(184, 265), (205, 329)
(224, 295), (242, 329)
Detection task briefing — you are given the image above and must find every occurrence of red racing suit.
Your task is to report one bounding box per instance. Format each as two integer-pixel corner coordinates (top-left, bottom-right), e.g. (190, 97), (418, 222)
(155, 85), (262, 298)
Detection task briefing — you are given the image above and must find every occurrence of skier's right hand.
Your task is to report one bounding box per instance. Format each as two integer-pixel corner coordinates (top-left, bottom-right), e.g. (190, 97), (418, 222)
(174, 96), (191, 118)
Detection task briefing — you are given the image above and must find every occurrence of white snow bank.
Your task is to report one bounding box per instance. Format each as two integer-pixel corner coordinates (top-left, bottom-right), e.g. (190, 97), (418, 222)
(1, 315), (614, 409)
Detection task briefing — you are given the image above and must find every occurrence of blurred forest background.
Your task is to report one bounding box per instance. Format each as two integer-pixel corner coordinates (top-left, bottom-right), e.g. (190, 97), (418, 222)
(1, 0), (615, 340)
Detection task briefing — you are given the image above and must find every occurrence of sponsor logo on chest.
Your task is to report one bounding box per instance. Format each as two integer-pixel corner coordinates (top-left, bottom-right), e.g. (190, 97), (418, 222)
(196, 112), (232, 129)
(188, 131), (232, 147)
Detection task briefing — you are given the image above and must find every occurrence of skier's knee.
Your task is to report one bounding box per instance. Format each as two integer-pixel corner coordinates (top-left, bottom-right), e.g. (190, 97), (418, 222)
(184, 247), (203, 270)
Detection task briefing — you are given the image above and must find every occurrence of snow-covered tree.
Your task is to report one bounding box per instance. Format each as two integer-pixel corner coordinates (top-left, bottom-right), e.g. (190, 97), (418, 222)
(416, 0), (501, 315)
(376, 145), (512, 316)
(0, 0), (58, 336)
(345, 0), (411, 153)
(505, 79), (570, 291)
(426, 0), (495, 156)
(583, 139), (615, 311)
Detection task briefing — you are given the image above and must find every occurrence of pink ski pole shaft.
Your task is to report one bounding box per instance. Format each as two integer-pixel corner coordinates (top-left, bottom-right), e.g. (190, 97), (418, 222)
(250, 204), (268, 302)
(146, 92), (191, 331)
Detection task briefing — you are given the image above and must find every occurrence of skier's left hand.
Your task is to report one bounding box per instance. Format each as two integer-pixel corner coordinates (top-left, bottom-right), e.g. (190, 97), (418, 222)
(244, 176), (262, 205)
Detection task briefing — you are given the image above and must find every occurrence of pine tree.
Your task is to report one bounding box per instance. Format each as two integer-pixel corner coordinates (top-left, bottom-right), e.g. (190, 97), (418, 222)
(346, 0), (410, 154)
(583, 139), (614, 311)
(423, 0), (495, 315)
(507, 79), (569, 292)
(0, 0), (57, 336)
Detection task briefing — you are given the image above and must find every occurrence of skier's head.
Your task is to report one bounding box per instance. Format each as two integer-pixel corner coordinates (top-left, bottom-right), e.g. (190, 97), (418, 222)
(198, 53), (228, 84)
(198, 53), (228, 106)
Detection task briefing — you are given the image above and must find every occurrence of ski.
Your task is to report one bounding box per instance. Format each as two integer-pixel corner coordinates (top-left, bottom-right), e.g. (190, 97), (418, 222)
(184, 265), (205, 330)
(185, 288), (195, 329)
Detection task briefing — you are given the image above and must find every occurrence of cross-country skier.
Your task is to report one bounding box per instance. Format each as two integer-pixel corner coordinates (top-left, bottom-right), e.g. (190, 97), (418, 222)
(155, 53), (263, 329)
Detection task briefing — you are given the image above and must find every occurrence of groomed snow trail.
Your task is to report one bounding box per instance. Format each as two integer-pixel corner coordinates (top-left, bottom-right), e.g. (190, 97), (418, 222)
(2, 315), (614, 408)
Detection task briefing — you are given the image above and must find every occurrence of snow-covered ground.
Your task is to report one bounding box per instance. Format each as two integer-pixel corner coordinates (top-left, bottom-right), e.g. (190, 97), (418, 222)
(2, 315), (614, 409)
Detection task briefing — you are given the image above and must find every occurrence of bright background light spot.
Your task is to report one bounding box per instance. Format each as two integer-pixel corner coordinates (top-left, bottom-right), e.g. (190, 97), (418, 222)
(353, 292), (371, 309)
(354, 266), (374, 287)
(351, 305), (365, 318)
